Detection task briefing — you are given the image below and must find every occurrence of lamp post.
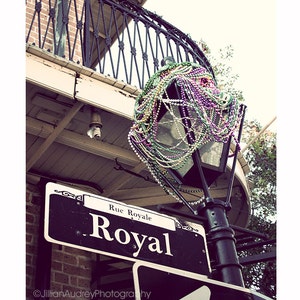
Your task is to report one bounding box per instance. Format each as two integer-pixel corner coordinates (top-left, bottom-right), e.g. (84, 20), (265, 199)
(128, 58), (246, 287)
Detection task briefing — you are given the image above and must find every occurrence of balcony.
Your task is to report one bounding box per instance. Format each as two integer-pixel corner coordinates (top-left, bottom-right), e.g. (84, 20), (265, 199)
(26, 0), (250, 227)
(26, 0), (214, 89)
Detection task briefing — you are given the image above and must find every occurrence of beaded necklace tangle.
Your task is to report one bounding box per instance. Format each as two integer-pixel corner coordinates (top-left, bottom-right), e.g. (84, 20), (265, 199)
(128, 61), (243, 203)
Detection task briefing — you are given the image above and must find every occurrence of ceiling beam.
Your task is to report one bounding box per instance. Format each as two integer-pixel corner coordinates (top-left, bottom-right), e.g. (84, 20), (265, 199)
(26, 102), (84, 172)
(26, 50), (140, 119)
(26, 52), (76, 98)
(75, 72), (136, 120)
(26, 117), (140, 167)
(110, 185), (235, 201)
(119, 187), (241, 207)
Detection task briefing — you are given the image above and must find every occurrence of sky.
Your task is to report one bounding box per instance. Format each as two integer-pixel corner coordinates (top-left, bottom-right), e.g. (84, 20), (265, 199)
(144, 0), (277, 130)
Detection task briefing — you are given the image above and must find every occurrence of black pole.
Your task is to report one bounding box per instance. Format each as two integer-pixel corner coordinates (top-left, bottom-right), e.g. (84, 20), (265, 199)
(168, 78), (245, 286)
(197, 198), (244, 287)
(194, 104), (245, 287)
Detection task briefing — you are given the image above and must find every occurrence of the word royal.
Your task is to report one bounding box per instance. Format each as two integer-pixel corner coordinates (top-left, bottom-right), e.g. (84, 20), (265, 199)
(83, 212), (173, 258)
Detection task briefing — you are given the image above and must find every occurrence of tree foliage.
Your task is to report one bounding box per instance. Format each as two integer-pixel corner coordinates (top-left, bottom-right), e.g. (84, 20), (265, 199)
(243, 120), (277, 220)
(199, 41), (244, 102)
(241, 121), (277, 299)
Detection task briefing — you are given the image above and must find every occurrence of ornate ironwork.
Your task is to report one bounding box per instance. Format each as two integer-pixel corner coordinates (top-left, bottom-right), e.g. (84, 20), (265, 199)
(26, 0), (214, 89)
(54, 189), (83, 201)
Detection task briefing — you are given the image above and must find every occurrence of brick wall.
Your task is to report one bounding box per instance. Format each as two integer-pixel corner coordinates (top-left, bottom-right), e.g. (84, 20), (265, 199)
(26, 183), (42, 298)
(51, 245), (95, 299)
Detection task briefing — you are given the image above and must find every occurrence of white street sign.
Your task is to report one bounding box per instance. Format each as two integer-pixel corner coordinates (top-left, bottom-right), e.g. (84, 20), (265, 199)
(45, 182), (211, 274)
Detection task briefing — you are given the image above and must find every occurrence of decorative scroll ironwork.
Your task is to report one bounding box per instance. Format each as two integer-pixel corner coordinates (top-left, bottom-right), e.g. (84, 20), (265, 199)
(26, 0), (214, 89)
(54, 189), (83, 201)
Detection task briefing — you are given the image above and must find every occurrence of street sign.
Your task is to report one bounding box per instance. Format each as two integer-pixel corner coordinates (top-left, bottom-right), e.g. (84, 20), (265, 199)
(133, 262), (273, 300)
(45, 182), (210, 274)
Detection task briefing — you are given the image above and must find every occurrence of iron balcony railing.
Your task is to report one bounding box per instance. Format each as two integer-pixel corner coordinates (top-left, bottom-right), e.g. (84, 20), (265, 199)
(26, 0), (214, 89)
